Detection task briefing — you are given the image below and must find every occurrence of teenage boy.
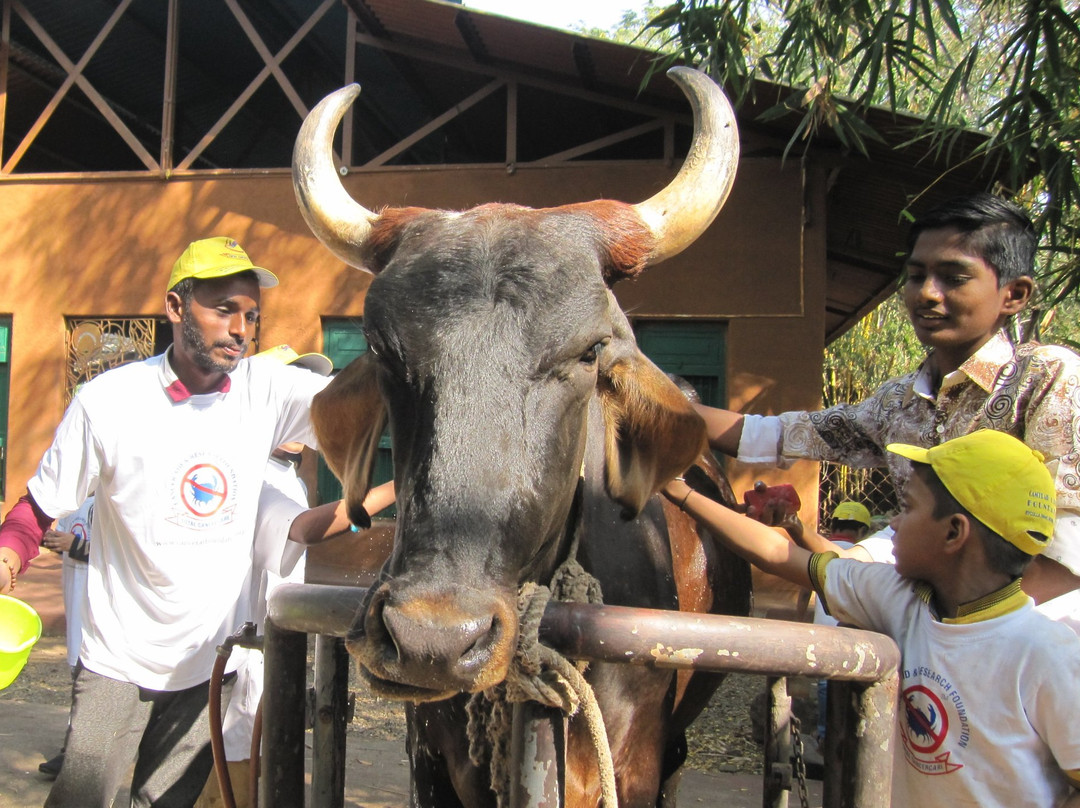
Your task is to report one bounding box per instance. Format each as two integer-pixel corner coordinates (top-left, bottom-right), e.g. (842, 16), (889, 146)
(0, 238), (332, 808)
(664, 430), (1080, 807)
(696, 193), (1080, 607)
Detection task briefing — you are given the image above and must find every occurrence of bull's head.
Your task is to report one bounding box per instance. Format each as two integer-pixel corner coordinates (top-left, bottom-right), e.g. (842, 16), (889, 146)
(295, 68), (738, 701)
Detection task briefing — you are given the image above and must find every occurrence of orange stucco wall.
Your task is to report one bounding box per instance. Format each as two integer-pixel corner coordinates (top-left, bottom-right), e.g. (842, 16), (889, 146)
(0, 158), (826, 534)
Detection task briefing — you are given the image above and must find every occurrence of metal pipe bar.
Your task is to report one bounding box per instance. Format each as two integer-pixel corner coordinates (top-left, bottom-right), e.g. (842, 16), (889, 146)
(763, 677), (793, 808)
(260, 620), (308, 807)
(268, 584), (899, 683)
(509, 702), (566, 808)
(311, 634), (349, 807)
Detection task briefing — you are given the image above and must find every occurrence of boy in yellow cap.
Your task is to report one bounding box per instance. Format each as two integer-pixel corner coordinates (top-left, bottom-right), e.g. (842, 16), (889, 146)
(664, 430), (1080, 807)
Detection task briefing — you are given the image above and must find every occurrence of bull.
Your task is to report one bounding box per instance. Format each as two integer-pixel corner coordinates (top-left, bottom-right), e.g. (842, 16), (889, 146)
(295, 67), (753, 807)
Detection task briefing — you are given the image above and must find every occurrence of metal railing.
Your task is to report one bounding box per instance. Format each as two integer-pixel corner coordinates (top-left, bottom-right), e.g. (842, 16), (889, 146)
(262, 583), (901, 808)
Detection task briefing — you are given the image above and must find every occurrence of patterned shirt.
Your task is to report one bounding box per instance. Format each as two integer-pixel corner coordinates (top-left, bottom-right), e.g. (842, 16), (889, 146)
(740, 331), (1080, 572)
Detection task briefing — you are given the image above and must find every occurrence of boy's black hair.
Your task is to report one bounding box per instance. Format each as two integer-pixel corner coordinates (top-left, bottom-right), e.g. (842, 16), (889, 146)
(911, 463), (1032, 578)
(830, 519), (870, 539)
(907, 193), (1036, 286)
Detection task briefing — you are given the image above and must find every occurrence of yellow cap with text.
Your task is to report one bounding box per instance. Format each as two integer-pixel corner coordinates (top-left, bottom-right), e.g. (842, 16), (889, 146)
(887, 430), (1055, 556)
(167, 237), (278, 292)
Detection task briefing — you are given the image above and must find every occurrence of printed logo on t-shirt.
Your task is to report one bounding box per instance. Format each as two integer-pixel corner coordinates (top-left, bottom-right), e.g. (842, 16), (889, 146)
(69, 519), (90, 542)
(166, 454), (238, 532)
(900, 672), (966, 776)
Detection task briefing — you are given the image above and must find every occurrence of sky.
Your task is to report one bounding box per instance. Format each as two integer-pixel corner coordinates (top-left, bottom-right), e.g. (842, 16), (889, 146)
(461, 0), (642, 33)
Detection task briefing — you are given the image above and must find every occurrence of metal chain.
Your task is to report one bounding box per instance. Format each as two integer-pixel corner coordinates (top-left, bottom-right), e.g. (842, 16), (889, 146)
(790, 714), (811, 808)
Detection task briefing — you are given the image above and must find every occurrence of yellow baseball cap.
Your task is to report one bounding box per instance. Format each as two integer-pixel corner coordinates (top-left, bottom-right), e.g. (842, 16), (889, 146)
(887, 430), (1056, 556)
(254, 344), (333, 376)
(167, 237), (278, 292)
(831, 501), (871, 528)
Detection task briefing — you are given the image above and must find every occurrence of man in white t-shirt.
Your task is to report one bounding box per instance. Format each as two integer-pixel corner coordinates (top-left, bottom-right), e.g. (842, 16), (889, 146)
(0, 238), (332, 808)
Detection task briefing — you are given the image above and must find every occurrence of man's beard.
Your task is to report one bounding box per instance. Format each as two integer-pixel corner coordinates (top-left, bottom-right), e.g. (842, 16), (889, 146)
(181, 312), (245, 374)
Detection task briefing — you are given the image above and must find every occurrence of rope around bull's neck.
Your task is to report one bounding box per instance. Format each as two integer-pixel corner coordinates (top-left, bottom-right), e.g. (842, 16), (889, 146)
(465, 493), (618, 807)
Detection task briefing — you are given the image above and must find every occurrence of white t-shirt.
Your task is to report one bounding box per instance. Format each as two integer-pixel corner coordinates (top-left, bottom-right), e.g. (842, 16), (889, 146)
(222, 455), (310, 760)
(56, 496), (94, 668)
(28, 352), (330, 690)
(812, 529), (894, 627)
(823, 560), (1080, 807)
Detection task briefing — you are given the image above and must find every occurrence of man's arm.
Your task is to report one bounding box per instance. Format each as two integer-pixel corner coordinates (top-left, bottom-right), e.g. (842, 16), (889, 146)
(0, 493), (55, 594)
(663, 477), (813, 590)
(692, 403), (744, 457)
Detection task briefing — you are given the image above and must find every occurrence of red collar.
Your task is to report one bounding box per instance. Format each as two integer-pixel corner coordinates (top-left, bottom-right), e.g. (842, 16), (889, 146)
(164, 374), (231, 403)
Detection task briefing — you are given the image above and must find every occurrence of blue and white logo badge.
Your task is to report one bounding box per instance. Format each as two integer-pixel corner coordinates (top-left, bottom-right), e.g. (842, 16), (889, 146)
(166, 455), (238, 533)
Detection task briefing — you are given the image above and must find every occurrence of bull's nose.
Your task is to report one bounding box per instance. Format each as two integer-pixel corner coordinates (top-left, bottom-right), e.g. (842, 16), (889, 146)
(359, 585), (518, 692)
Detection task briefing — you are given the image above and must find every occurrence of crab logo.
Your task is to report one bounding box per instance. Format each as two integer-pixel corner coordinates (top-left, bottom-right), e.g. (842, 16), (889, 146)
(181, 463), (229, 517)
(903, 685), (948, 754)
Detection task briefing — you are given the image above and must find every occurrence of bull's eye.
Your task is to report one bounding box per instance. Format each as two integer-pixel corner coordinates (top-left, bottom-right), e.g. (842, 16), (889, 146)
(580, 341), (604, 365)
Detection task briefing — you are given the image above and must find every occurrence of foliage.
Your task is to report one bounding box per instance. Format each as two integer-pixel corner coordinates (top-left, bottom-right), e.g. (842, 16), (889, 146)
(823, 293), (923, 407)
(635, 1), (1080, 302)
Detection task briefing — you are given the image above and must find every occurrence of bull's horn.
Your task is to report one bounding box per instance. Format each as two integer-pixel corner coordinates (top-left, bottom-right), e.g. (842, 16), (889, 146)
(293, 84), (377, 271)
(633, 67), (740, 265)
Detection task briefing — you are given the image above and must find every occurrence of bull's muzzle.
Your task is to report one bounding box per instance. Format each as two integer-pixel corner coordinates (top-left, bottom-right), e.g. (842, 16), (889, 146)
(347, 581), (519, 700)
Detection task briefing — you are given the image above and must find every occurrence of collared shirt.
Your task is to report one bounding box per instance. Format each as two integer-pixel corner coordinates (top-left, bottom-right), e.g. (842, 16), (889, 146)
(160, 345), (232, 402)
(740, 331), (1080, 574)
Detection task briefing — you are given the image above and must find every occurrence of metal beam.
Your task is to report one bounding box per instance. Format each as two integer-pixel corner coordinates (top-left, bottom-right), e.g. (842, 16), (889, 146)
(177, 0), (335, 171)
(365, 78), (504, 168)
(5, 0), (158, 173)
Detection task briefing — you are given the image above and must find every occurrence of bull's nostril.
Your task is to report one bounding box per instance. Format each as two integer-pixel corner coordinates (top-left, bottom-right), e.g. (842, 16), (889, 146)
(360, 586), (403, 663)
(457, 614), (500, 673)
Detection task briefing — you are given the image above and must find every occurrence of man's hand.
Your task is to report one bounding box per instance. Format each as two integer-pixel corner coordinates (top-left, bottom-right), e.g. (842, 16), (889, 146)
(42, 529), (75, 555)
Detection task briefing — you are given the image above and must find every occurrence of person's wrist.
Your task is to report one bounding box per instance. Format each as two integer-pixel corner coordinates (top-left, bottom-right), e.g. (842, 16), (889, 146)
(0, 551), (19, 591)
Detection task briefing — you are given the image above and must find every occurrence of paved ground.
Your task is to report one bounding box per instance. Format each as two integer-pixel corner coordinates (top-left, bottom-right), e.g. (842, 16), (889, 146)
(2, 555), (823, 807)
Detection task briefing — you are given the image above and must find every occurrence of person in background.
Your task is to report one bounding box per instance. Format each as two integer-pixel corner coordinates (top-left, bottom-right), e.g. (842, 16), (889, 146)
(35, 495), (95, 779)
(665, 430), (1080, 807)
(0, 237), (332, 808)
(808, 500), (872, 751)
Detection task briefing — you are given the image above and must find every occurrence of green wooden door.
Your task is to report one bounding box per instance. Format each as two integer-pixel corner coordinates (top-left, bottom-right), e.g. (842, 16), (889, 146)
(633, 320), (726, 407)
(318, 320), (394, 513)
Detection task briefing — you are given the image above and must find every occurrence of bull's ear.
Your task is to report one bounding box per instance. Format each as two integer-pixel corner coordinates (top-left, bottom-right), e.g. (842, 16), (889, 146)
(597, 344), (708, 518)
(311, 352), (388, 521)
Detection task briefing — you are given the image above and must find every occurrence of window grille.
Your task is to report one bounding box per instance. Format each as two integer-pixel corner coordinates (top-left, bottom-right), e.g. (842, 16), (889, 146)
(65, 318), (159, 403)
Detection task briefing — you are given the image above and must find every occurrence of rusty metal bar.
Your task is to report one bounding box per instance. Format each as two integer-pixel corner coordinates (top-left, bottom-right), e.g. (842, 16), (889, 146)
(266, 584), (900, 808)
(311, 633), (349, 808)
(260, 619), (308, 807)
(509, 702), (565, 808)
(763, 677), (793, 808)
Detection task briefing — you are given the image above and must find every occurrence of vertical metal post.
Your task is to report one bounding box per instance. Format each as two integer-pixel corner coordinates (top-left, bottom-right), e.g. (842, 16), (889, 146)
(260, 619), (308, 807)
(763, 676), (792, 808)
(509, 701), (565, 808)
(850, 678), (896, 806)
(821, 679), (848, 808)
(311, 634), (349, 808)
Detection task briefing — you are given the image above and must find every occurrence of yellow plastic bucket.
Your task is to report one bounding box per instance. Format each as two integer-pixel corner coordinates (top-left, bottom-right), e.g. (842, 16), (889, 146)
(0, 594), (42, 690)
